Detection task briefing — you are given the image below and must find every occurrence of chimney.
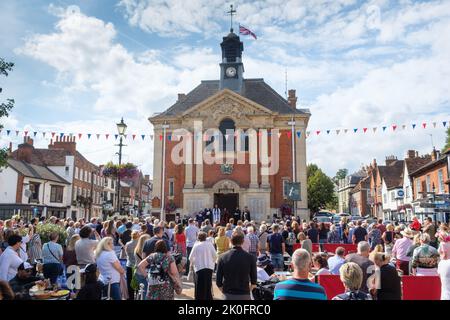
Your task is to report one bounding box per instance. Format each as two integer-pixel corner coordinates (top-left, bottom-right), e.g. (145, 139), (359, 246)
(16, 136), (34, 163)
(372, 158), (377, 167)
(177, 93), (186, 102)
(385, 155), (397, 166)
(287, 89), (297, 108)
(7, 142), (12, 156)
(49, 135), (77, 154)
(431, 147), (438, 161)
(406, 150), (416, 159)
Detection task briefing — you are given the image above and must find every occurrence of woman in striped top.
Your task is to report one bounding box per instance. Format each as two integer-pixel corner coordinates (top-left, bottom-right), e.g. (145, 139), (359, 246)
(28, 225), (42, 265)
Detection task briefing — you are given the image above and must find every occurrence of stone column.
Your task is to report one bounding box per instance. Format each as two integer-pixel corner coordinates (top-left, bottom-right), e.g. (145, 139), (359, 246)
(260, 130), (270, 188)
(249, 128), (258, 188)
(152, 128), (163, 204)
(195, 131), (204, 188)
(184, 131), (193, 188)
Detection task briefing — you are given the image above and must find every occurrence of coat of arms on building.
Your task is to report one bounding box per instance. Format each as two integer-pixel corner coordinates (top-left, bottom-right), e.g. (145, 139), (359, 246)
(220, 163), (233, 174)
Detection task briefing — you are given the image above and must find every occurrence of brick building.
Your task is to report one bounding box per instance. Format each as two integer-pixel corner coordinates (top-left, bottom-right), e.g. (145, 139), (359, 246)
(349, 176), (371, 216)
(6, 136), (104, 220)
(149, 30), (311, 221)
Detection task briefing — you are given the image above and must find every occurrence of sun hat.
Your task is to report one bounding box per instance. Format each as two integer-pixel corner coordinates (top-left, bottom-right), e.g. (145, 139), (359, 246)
(400, 228), (414, 239)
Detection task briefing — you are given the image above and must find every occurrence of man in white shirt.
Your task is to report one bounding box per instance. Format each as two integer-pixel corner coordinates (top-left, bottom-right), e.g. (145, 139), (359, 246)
(189, 232), (217, 300)
(185, 218), (199, 276)
(212, 205), (221, 225)
(0, 235), (24, 281)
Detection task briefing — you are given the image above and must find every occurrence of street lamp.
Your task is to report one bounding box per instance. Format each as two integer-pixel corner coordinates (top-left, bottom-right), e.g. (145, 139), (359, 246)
(116, 118), (127, 214)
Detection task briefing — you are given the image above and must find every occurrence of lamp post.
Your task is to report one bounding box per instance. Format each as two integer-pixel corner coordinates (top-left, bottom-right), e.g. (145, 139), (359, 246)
(116, 118), (127, 215)
(160, 122), (169, 221)
(288, 117), (296, 217)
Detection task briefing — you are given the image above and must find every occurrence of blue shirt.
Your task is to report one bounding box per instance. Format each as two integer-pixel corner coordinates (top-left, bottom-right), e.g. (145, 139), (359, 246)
(328, 255), (346, 275)
(274, 278), (327, 300)
(267, 233), (284, 254)
(42, 242), (63, 264)
(117, 225), (126, 234)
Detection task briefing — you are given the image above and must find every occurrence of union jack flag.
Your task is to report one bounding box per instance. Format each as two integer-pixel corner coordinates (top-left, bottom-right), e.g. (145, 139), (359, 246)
(239, 24), (257, 39)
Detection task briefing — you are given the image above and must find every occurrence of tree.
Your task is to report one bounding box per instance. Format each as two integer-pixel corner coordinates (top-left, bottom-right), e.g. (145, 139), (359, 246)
(307, 163), (337, 214)
(332, 168), (348, 185)
(443, 127), (450, 153)
(0, 58), (14, 168)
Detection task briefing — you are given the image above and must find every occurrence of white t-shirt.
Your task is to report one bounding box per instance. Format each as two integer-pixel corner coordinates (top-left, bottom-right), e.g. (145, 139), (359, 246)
(0, 247), (24, 281)
(438, 259), (450, 300)
(257, 267), (271, 282)
(316, 268), (331, 276)
(96, 250), (121, 284)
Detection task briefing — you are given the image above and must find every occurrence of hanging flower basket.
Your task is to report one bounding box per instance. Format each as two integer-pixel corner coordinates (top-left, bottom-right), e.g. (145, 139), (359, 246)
(165, 200), (177, 213)
(36, 223), (67, 246)
(279, 203), (293, 217)
(101, 162), (138, 179)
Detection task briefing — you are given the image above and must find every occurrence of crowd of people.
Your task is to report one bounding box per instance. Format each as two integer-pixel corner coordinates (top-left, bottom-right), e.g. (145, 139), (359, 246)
(0, 212), (449, 300)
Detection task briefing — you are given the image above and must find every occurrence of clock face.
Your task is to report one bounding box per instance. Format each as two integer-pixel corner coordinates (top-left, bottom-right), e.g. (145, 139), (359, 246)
(225, 67), (237, 78)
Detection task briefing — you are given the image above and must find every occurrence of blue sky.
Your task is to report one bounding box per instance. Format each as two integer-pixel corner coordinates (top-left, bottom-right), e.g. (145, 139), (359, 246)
(1, 0), (450, 177)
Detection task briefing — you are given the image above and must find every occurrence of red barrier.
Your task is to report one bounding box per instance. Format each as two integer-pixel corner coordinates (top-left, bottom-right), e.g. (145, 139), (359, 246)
(312, 243), (320, 252)
(293, 243), (301, 251)
(323, 243), (357, 255)
(317, 275), (345, 300)
(402, 276), (441, 300)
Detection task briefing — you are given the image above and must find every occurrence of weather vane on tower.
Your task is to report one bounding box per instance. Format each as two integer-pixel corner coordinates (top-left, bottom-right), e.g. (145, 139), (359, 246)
(227, 4), (237, 33)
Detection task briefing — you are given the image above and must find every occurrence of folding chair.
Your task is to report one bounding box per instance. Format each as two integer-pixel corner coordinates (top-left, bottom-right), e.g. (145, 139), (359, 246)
(317, 275), (345, 300)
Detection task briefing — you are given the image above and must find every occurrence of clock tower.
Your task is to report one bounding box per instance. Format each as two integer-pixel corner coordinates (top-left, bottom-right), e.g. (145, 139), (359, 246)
(219, 31), (244, 93)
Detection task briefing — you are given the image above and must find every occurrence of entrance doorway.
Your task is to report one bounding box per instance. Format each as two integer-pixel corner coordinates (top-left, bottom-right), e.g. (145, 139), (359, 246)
(214, 193), (239, 214)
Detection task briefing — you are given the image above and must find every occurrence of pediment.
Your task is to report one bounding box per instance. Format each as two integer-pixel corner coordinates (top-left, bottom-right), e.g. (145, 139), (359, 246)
(181, 89), (275, 125)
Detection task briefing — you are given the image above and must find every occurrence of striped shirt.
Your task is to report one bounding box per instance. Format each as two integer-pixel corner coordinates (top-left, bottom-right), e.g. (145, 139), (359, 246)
(247, 233), (259, 254)
(274, 278), (327, 300)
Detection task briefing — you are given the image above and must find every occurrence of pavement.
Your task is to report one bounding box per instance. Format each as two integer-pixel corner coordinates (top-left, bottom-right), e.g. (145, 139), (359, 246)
(175, 274), (224, 300)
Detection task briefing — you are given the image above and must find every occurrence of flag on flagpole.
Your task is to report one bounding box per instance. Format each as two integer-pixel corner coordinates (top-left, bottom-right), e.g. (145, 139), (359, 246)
(239, 24), (257, 39)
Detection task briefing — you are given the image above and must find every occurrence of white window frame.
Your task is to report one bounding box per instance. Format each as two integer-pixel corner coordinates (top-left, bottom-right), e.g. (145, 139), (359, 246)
(438, 169), (444, 194)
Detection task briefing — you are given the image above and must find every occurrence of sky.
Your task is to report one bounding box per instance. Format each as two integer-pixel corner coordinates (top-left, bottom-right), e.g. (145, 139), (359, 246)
(0, 0), (449, 178)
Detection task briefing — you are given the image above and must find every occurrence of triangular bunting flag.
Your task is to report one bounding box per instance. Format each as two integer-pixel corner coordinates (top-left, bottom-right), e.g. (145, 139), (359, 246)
(353, 128), (358, 133)
(141, 135), (145, 140)
(277, 132), (282, 138)
(382, 126), (387, 131)
(344, 129), (348, 134)
(363, 128), (368, 133)
(287, 131), (292, 138)
(336, 130), (340, 135)
(412, 124), (416, 129)
(16, 131), (19, 136)
(24, 131), (28, 136)
(392, 125), (397, 131)
(105, 134), (109, 140)
(114, 134), (118, 140)
(326, 130), (330, 135)
(6, 130), (10, 136)
(159, 135), (163, 141)
(316, 131), (321, 135)
(150, 135), (153, 140)
(42, 132), (46, 138)
(87, 134), (92, 139)
(433, 122), (436, 128)
(402, 125), (406, 130)
(78, 133), (82, 139)
(373, 127), (377, 133)
(124, 134), (128, 139)
(443, 121), (447, 127)
(306, 131), (310, 136)
(133, 134), (137, 140)
(51, 132), (56, 138)
(33, 132), (37, 137)
(296, 131), (301, 138)
(60, 133), (64, 139)
(96, 134), (100, 140)
(422, 123), (426, 128)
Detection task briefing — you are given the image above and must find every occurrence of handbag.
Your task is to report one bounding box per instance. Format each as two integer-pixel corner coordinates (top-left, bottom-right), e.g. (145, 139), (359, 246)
(130, 267), (139, 291)
(186, 264), (194, 282)
(45, 243), (64, 275)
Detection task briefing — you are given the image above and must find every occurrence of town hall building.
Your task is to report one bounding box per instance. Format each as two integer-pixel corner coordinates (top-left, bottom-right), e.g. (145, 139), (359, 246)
(149, 29), (311, 222)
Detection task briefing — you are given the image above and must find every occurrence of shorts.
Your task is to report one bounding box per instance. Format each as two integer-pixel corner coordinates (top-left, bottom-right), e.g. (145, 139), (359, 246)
(270, 253), (284, 269)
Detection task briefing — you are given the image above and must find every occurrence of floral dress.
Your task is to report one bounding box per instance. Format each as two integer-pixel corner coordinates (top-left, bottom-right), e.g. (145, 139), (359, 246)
(146, 253), (176, 300)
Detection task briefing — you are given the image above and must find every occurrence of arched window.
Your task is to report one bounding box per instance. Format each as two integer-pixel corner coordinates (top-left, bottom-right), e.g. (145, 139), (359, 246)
(219, 118), (235, 151)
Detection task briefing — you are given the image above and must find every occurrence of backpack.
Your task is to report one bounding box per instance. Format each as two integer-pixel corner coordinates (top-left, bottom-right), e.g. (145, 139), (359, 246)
(335, 291), (371, 300)
(147, 255), (169, 286)
(285, 232), (296, 246)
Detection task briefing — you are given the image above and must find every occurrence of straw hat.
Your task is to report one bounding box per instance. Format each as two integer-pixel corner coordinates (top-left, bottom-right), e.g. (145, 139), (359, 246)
(401, 228), (414, 239)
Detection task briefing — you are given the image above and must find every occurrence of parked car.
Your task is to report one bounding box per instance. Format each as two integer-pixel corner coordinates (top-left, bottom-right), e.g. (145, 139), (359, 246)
(315, 216), (333, 227)
(316, 211), (334, 217)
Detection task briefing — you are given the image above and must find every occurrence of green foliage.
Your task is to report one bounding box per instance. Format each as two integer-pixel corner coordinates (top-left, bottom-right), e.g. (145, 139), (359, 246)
(0, 58), (15, 169)
(442, 127), (450, 153)
(36, 223), (67, 246)
(307, 163), (337, 214)
(333, 168), (348, 184)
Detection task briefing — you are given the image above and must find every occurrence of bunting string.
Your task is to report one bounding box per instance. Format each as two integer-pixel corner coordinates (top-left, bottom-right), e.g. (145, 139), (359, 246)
(0, 120), (448, 143)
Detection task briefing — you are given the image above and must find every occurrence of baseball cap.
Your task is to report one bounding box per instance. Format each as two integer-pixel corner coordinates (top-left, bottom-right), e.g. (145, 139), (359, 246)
(18, 262), (33, 271)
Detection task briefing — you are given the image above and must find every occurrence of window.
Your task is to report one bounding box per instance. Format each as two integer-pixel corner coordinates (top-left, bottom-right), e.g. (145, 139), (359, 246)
(219, 118), (235, 152)
(390, 191), (395, 202)
(406, 186), (410, 198)
(169, 180), (175, 197)
(383, 194), (387, 204)
(29, 183), (40, 203)
(50, 185), (64, 203)
(438, 169), (444, 194)
(75, 167), (79, 180)
(416, 179), (421, 198)
(65, 166), (69, 176)
(426, 175), (431, 192)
